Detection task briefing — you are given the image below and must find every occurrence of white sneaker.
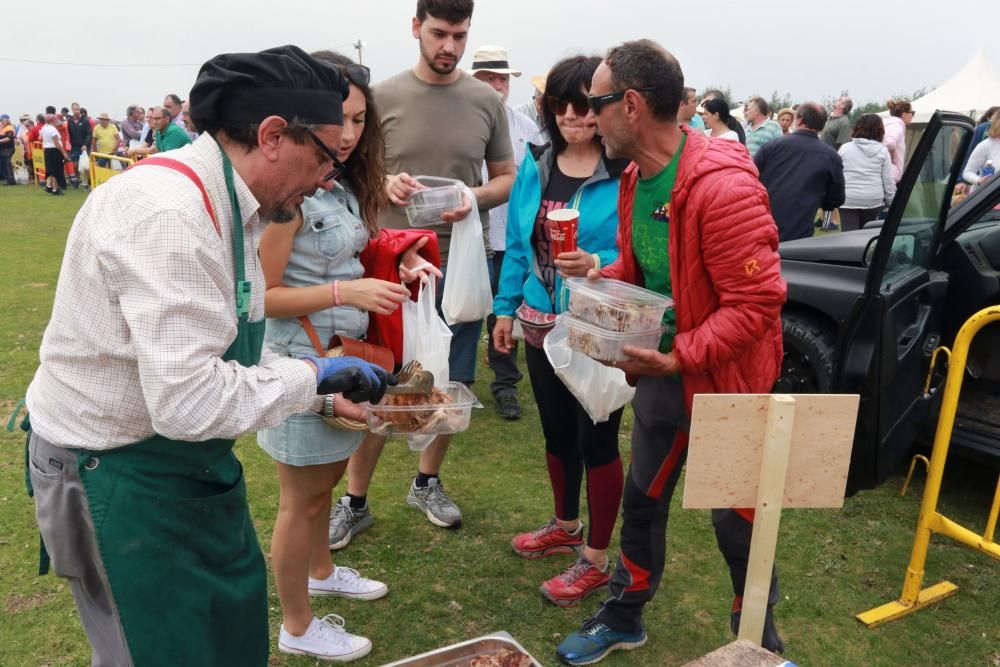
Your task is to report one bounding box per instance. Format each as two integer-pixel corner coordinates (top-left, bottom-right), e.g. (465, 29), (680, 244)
(278, 614), (372, 662)
(309, 566), (388, 600)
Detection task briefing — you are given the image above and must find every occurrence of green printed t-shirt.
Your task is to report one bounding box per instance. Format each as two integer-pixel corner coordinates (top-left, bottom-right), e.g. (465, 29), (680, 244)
(632, 134), (684, 352)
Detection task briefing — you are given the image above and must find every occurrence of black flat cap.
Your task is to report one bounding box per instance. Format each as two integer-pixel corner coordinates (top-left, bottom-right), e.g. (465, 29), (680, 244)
(190, 45), (349, 127)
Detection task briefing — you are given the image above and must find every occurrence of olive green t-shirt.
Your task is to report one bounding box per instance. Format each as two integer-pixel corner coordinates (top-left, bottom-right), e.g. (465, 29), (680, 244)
(374, 70), (513, 263)
(632, 134), (684, 352)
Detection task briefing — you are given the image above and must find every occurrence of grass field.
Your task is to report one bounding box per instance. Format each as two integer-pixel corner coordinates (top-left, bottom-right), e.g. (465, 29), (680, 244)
(1, 184), (998, 666)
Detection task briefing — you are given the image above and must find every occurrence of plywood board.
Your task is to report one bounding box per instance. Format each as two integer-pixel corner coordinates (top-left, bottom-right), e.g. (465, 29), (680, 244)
(682, 394), (858, 510)
(682, 639), (787, 666)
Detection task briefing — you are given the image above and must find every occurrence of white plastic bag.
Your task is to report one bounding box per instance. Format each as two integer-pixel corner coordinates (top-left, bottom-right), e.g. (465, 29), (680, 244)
(440, 186), (492, 325)
(13, 165), (29, 184)
(543, 318), (635, 424)
(402, 278), (452, 386)
(78, 148), (90, 174)
(401, 278), (453, 451)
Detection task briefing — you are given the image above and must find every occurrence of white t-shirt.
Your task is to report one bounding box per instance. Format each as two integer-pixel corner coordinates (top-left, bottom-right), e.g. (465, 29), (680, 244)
(41, 124), (61, 149)
(705, 128), (739, 142)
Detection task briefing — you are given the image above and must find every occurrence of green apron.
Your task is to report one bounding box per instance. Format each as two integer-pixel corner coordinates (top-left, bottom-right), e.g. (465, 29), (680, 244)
(74, 148), (269, 666)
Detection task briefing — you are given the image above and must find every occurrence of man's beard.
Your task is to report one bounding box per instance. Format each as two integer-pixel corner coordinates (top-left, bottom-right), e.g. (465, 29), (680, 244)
(420, 39), (458, 76)
(266, 206), (297, 224)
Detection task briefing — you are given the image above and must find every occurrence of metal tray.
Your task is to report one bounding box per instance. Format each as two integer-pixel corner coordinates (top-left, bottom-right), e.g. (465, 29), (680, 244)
(381, 631), (543, 667)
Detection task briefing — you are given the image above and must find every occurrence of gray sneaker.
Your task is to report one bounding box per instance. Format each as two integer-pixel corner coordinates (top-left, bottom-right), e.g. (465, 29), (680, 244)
(406, 478), (462, 528)
(328, 497), (375, 551)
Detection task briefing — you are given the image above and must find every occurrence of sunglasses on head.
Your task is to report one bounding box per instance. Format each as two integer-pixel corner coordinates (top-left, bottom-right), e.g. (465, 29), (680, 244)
(587, 86), (658, 115)
(307, 129), (347, 182)
(340, 63), (371, 88)
(546, 96), (589, 117)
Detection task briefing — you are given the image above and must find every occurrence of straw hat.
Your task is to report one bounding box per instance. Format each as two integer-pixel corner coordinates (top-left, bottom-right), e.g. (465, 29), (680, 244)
(469, 45), (521, 76)
(530, 75), (547, 94)
(98, 112), (111, 120)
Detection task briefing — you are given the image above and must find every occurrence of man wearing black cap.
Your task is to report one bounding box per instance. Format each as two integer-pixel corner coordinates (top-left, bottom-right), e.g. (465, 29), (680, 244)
(23, 45), (392, 667)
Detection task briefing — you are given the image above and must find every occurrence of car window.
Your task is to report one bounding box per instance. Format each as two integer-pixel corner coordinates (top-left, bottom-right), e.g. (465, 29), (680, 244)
(882, 125), (971, 291)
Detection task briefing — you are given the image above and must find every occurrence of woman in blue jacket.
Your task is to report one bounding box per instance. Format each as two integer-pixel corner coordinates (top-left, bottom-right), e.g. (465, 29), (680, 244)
(492, 55), (629, 607)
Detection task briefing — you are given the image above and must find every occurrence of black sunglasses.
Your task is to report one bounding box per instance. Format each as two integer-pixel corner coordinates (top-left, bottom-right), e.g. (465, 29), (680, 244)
(546, 96), (589, 118)
(587, 86), (658, 115)
(340, 63), (371, 88)
(308, 129), (347, 182)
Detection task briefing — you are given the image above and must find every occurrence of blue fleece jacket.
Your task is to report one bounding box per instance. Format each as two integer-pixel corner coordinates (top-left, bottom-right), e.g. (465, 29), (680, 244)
(493, 144), (626, 316)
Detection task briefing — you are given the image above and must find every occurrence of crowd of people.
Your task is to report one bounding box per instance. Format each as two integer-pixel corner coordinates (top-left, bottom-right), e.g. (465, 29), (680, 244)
(13, 1), (1000, 666)
(0, 96), (198, 192)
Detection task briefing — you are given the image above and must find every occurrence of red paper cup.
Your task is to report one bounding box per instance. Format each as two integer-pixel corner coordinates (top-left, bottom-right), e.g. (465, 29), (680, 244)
(546, 208), (579, 257)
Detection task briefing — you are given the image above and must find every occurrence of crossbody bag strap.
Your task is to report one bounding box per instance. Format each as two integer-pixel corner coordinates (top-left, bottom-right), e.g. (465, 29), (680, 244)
(127, 157), (221, 237)
(297, 315), (327, 356)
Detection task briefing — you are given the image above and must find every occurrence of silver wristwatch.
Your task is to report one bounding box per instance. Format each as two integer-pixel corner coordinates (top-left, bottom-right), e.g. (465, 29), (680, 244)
(322, 394), (336, 418)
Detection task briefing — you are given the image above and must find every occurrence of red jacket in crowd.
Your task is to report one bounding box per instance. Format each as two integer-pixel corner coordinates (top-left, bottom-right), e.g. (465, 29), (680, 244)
(600, 125), (787, 414)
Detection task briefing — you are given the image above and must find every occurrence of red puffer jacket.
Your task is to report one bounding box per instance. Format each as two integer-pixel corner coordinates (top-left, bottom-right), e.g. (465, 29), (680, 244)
(362, 228), (441, 367)
(601, 125), (786, 414)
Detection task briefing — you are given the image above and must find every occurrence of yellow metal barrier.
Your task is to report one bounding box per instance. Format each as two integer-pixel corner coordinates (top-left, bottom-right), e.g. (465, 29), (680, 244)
(89, 153), (134, 189)
(857, 305), (1000, 628)
(31, 141), (45, 186)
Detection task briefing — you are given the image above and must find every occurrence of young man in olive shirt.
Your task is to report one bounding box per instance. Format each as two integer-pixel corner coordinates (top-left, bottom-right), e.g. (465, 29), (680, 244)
(328, 0), (515, 546)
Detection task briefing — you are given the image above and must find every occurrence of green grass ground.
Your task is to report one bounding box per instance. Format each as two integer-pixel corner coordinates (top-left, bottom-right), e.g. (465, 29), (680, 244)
(1, 184), (998, 666)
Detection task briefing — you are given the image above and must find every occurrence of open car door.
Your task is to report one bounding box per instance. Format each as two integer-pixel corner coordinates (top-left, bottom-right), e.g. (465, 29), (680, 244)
(836, 111), (975, 490)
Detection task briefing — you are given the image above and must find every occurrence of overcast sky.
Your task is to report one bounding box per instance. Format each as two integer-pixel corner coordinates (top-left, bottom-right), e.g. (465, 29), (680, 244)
(5, 0), (999, 119)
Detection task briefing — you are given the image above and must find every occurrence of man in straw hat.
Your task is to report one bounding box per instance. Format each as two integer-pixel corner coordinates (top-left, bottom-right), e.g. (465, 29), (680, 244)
(91, 112), (121, 166)
(22, 45), (393, 666)
(471, 43), (540, 421)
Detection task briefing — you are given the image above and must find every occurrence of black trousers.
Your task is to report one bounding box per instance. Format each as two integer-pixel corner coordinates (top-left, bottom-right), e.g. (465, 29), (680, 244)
(595, 376), (779, 633)
(0, 150), (14, 184)
(486, 251), (523, 397)
(43, 148), (66, 190)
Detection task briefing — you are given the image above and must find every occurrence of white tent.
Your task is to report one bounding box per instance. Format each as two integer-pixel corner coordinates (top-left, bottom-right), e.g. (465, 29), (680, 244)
(909, 50), (1000, 123)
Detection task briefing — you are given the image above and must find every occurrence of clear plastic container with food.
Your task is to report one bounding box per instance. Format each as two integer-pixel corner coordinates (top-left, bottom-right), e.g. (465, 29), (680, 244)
(405, 176), (464, 227)
(565, 277), (673, 332)
(562, 314), (668, 362)
(366, 382), (482, 436)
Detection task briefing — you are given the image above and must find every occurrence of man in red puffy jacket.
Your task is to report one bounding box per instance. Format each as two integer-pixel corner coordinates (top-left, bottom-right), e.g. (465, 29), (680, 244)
(556, 40), (788, 665)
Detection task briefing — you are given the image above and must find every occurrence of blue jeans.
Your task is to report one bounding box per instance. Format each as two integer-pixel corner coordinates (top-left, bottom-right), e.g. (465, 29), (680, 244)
(436, 260), (494, 384)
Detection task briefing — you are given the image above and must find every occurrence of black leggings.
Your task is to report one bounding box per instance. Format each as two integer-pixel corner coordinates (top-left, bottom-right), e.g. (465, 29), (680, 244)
(524, 344), (624, 550)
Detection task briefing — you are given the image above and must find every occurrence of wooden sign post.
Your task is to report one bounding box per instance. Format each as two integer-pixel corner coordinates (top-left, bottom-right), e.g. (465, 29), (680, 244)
(683, 393), (859, 649)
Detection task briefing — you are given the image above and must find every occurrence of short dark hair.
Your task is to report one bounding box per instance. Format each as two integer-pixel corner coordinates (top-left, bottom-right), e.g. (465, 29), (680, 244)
(605, 39), (684, 122)
(127, 104), (140, 118)
(749, 96), (770, 117)
(61, 107), (69, 115)
(702, 88), (727, 105)
(45, 105), (56, 114)
(80, 107), (89, 117)
(851, 114), (885, 141)
(159, 106), (173, 121)
(165, 93), (183, 106)
(416, 0), (473, 22)
(682, 86), (697, 102)
(796, 102), (827, 132)
(842, 96), (854, 114)
(542, 55), (602, 156)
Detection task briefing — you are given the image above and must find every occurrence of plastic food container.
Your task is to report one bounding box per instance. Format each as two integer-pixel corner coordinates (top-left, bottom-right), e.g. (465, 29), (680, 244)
(405, 175), (464, 227)
(565, 278), (673, 332)
(562, 314), (668, 362)
(366, 382), (482, 436)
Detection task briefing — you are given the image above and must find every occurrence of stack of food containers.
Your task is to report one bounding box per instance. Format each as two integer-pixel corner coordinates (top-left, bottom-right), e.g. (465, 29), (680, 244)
(560, 278), (674, 362)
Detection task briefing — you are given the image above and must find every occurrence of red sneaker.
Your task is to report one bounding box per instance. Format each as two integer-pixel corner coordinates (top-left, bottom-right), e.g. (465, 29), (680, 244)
(540, 556), (609, 607)
(511, 518), (584, 559)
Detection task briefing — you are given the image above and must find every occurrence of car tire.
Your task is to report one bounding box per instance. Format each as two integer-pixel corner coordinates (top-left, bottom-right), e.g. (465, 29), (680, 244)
(776, 313), (836, 393)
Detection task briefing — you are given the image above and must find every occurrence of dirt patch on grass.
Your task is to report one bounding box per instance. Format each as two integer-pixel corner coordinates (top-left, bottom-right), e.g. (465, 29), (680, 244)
(25, 282), (49, 289)
(5, 591), (57, 613)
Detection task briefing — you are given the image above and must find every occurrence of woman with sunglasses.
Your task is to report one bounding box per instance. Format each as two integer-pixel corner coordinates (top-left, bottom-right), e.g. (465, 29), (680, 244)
(493, 55), (630, 607)
(256, 50), (440, 662)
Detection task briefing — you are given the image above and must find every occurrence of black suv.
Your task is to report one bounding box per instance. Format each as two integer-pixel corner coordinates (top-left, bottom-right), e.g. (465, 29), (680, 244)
(775, 112), (1000, 491)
